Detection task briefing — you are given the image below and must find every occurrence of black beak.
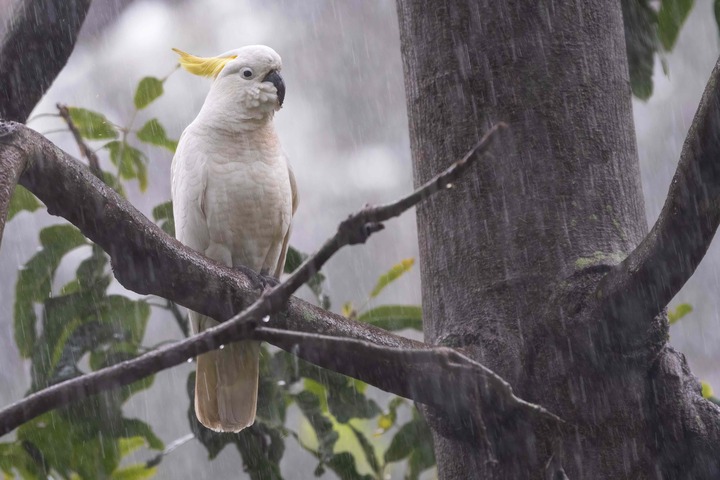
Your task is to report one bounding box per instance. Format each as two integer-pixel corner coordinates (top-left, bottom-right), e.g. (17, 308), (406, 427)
(262, 70), (285, 107)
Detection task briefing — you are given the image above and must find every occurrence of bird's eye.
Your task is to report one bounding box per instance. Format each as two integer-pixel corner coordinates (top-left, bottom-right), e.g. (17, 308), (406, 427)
(241, 68), (254, 79)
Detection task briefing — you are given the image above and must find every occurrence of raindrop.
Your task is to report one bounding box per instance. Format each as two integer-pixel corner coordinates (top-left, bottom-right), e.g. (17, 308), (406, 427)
(262, 315), (270, 323)
(219, 344), (225, 350)
(186, 358), (192, 363)
(446, 183), (454, 189)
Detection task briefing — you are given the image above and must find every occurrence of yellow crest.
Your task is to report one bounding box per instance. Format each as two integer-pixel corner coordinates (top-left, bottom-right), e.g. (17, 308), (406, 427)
(172, 48), (237, 79)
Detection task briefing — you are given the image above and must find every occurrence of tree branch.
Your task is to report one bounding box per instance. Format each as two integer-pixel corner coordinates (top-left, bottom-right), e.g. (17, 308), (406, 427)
(0, 121), (558, 439)
(597, 55), (720, 336)
(0, 0), (93, 122)
(0, 130), (27, 247)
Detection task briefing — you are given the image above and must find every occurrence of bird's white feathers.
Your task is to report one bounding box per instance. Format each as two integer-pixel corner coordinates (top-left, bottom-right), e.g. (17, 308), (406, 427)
(171, 45), (296, 432)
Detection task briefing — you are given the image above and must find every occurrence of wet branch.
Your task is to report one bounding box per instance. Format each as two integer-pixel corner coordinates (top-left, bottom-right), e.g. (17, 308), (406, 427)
(0, 0), (93, 122)
(597, 55), (720, 334)
(0, 135), (27, 248)
(0, 121), (559, 439)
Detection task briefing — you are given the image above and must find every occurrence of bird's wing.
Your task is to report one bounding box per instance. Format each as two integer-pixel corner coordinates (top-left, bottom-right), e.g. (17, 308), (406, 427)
(274, 161), (298, 278)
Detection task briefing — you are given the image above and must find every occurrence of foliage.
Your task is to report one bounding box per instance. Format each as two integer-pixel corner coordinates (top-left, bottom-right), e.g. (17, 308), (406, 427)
(668, 302), (693, 324)
(182, 254), (432, 479)
(7, 4), (711, 474)
(4, 71), (434, 480)
(622, 0), (700, 100)
(6, 186), (41, 221)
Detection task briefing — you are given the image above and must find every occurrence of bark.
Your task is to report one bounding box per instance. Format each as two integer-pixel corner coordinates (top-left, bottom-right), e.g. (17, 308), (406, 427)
(0, 0), (93, 122)
(396, 1), (720, 478)
(0, 122), (562, 439)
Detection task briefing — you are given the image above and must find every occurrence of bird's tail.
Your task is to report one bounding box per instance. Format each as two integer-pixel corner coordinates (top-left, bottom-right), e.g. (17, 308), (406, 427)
(193, 314), (259, 432)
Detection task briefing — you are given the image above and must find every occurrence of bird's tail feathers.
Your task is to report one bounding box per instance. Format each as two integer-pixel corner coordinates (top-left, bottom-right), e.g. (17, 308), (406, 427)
(193, 317), (259, 432)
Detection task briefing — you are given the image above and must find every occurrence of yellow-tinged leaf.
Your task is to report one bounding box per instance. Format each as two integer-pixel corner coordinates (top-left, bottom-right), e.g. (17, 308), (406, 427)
(118, 437), (147, 458)
(341, 301), (356, 319)
(668, 303), (693, 324)
(377, 414), (393, 433)
(110, 464), (157, 480)
(702, 381), (714, 399)
(369, 258), (415, 298)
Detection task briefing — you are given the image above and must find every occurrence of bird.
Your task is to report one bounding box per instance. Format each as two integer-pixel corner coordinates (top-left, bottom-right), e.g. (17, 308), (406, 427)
(170, 45), (297, 432)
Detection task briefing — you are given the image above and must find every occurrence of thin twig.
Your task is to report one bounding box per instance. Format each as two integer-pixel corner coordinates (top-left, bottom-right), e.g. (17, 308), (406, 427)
(167, 299), (190, 337)
(0, 122), (561, 440)
(57, 103), (104, 179)
(256, 122), (508, 316)
(145, 433), (195, 468)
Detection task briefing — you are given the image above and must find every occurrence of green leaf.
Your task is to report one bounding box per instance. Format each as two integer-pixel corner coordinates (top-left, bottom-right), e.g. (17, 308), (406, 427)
(715, 0), (720, 34)
(7, 186), (42, 220)
(14, 224), (87, 357)
(0, 442), (44, 478)
(33, 292), (149, 390)
(295, 391), (338, 465)
(301, 368), (381, 423)
(357, 305), (422, 331)
(657, 0), (694, 50)
(134, 77), (164, 109)
(67, 107), (118, 139)
(105, 141), (149, 191)
(408, 445), (436, 480)
(369, 258), (414, 298)
(32, 292), (100, 388)
(284, 246), (304, 273)
(349, 425), (381, 476)
(668, 303), (693, 324)
(19, 408), (120, 479)
(152, 201), (175, 236)
(136, 118), (178, 152)
(323, 452), (374, 480)
(98, 295), (151, 344)
(384, 414), (434, 468)
(283, 246), (330, 308)
(119, 419), (164, 451)
(621, 0), (658, 100)
(110, 464), (157, 480)
(235, 423), (285, 480)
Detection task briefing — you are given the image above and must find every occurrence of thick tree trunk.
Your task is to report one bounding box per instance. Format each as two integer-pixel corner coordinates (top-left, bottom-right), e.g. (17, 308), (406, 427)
(396, 1), (719, 478)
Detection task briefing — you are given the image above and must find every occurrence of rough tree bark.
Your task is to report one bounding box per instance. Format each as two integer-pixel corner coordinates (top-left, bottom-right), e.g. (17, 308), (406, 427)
(0, 0), (92, 122)
(397, 1), (720, 479)
(2, 0), (720, 478)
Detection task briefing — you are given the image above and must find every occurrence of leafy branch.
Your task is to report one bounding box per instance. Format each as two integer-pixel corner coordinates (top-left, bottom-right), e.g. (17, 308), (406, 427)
(0, 120), (567, 450)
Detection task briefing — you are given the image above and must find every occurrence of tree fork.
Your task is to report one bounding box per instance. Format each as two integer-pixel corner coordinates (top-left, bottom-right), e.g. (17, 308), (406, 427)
(396, 0), (720, 478)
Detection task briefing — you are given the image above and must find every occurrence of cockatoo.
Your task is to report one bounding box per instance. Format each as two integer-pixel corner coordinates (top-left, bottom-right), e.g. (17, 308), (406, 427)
(171, 45), (297, 432)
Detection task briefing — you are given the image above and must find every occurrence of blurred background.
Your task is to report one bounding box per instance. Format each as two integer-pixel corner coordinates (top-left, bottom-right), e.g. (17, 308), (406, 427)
(0, 0), (719, 478)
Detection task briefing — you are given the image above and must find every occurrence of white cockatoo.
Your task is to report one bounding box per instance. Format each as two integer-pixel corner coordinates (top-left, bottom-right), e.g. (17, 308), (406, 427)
(171, 45), (297, 432)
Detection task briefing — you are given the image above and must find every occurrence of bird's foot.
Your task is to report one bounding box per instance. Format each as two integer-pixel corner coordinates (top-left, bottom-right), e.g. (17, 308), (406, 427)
(234, 265), (279, 294)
